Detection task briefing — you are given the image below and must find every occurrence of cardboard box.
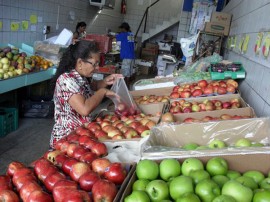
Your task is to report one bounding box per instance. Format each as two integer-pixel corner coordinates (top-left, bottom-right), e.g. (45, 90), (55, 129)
(173, 107), (256, 123)
(204, 22), (230, 36)
(137, 65), (151, 75)
(211, 12), (232, 25)
(145, 42), (159, 50)
(141, 117), (270, 159)
(120, 153), (270, 201)
(137, 103), (167, 116)
(141, 48), (158, 56)
(130, 86), (175, 97)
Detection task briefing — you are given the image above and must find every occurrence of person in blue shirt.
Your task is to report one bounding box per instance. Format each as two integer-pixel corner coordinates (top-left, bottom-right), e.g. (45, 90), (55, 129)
(116, 22), (135, 87)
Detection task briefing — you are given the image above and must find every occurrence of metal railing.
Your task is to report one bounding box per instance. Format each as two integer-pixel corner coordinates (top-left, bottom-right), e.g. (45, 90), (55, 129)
(134, 0), (160, 40)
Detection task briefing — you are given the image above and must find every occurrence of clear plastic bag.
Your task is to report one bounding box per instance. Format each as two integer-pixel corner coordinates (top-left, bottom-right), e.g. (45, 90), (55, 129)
(110, 78), (141, 116)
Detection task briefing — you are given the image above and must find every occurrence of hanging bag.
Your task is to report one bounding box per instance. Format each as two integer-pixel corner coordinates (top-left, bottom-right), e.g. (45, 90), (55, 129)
(110, 78), (140, 116)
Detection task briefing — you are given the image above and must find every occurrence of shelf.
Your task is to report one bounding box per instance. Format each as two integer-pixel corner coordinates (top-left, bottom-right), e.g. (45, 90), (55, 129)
(0, 67), (57, 94)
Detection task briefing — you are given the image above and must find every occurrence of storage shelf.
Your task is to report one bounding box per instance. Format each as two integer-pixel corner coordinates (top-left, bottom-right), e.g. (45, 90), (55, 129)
(0, 67), (57, 94)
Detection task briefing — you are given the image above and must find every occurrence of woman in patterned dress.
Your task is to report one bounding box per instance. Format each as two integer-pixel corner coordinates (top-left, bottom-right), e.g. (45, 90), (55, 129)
(50, 40), (122, 148)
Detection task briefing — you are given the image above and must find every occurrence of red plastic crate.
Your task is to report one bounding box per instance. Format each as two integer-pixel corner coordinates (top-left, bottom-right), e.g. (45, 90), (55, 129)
(84, 34), (112, 53)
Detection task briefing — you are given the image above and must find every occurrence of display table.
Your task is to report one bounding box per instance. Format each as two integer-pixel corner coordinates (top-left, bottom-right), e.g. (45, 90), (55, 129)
(0, 67), (57, 94)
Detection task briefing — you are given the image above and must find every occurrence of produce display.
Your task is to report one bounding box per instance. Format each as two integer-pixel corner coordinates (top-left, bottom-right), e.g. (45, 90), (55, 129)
(0, 129), (131, 202)
(173, 72), (211, 84)
(170, 97), (242, 114)
(170, 79), (238, 98)
(0, 46), (54, 80)
(183, 114), (251, 123)
(124, 157), (270, 202)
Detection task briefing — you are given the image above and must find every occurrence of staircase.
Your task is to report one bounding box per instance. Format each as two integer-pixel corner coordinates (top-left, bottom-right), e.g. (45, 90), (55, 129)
(141, 13), (181, 42)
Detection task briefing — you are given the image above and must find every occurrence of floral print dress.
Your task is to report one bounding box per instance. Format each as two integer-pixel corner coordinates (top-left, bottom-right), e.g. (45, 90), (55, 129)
(50, 69), (93, 148)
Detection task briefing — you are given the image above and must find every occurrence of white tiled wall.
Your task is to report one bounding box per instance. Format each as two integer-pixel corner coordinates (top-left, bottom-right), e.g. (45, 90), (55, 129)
(223, 0), (270, 117)
(0, 0), (123, 45)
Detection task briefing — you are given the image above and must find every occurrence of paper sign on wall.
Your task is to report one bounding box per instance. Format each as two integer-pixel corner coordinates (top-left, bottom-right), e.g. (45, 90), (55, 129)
(30, 14), (37, 24)
(254, 32), (263, 55)
(227, 37), (231, 49)
(11, 22), (20, 31)
(238, 35), (245, 53)
(22, 21), (29, 31)
(0, 21), (2, 30)
(262, 32), (270, 59)
(242, 34), (250, 54)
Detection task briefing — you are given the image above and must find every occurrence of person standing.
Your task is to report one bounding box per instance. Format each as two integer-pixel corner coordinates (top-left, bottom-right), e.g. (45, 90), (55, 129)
(72, 21), (87, 44)
(50, 40), (122, 148)
(116, 22), (135, 87)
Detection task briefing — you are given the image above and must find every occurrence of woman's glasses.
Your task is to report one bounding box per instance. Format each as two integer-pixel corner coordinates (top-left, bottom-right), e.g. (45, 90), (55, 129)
(83, 60), (99, 68)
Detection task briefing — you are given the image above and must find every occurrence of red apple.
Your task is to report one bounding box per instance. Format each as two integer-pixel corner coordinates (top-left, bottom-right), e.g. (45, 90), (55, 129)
(79, 171), (101, 191)
(217, 86), (227, 95)
(107, 129), (122, 138)
(226, 79), (238, 88)
(54, 154), (69, 168)
(91, 142), (108, 157)
(27, 190), (53, 202)
(198, 80), (208, 88)
(120, 126), (129, 133)
(191, 104), (201, 112)
(115, 122), (125, 130)
(84, 138), (98, 150)
(172, 86), (180, 92)
(199, 103), (206, 111)
(62, 159), (79, 175)
(110, 116), (119, 123)
(112, 134), (125, 140)
(6, 161), (25, 177)
(13, 174), (36, 191)
(43, 171), (66, 192)
(94, 130), (110, 141)
(59, 140), (70, 153)
(183, 107), (192, 113)
(117, 103), (126, 112)
(129, 121), (142, 129)
(72, 146), (89, 159)
(91, 158), (111, 176)
(231, 102), (240, 108)
(136, 125), (149, 134)
(202, 116), (213, 122)
(222, 102), (232, 109)
(226, 84), (236, 93)
(0, 175), (12, 191)
(220, 114), (233, 120)
(92, 179), (117, 202)
(45, 150), (63, 165)
(205, 105), (215, 111)
(103, 125), (117, 133)
(13, 168), (34, 182)
(19, 182), (42, 202)
(203, 86), (214, 95)
(183, 118), (195, 123)
(180, 91), (191, 98)
(124, 129), (138, 139)
(66, 143), (79, 157)
(78, 135), (93, 146)
(145, 120), (156, 129)
(76, 126), (86, 134)
(104, 162), (127, 185)
(100, 121), (111, 129)
(70, 162), (91, 182)
(79, 152), (98, 165)
(53, 187), (91, 202)
(170, 92), (180, 99)
(192, 89), (203, 97)
(0, 190), (19, 202)
(86, 122), (101, 133)
(53, 179), (78, 190)
(66, 133), (80, 143)
(33, 158), (52, 176)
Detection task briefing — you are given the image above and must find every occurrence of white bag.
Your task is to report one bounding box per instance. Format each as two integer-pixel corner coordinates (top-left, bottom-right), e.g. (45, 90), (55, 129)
(180, 33), (199, 57)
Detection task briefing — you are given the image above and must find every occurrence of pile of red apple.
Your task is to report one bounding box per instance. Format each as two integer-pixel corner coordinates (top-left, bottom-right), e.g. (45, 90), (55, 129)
(170, 97), (241, 114)
(170, 79), (239, 99)
(133, 95), (170, 105)
(114, 102), (140, 116)
(80, 115), (156, 140)
(183, 114), (251, 123)
(125, 157), (270, 202)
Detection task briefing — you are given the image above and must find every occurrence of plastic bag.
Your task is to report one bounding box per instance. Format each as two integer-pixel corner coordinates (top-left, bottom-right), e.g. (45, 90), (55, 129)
(180, 33), (199, 57)
(110, 78), (141, 116)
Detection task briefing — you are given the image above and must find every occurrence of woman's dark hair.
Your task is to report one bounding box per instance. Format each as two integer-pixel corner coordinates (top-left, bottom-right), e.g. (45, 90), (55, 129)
(76, 21), (87, 31)
(50, 40), (99, 94)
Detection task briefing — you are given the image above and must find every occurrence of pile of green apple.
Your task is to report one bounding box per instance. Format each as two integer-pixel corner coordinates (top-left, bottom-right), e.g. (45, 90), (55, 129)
(181, 138), (265, 151)
(125, 157), (270, 202)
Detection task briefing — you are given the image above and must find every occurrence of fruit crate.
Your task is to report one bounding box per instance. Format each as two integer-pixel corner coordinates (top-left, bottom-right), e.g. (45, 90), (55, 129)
(209, 62), (246, 80)
(84, 34), (112, 53)
(21, 100), (54, 118)
(0, 107), (18, 137)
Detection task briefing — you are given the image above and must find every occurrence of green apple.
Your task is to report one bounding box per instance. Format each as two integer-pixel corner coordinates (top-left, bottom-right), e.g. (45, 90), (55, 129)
(132, 179), (150, 191)
(251, 142), (264, 147)
(222, 180), (253, 202)
(195, 179), (220, 202)
(169, 176), (194, 200)
(212, 175), (230, 188)
(182, 143), (199, 150)
(124, 190), (150, 202)
(260, 178), (270, 189)
(160, 159), (181, 181)
(235, 138), (252, 147)
(189, 169), (210, 185)
(195, 146), (209, 150)
(181, 158), (204, 176)
(208, 139), (227, 149)
(206, 157), (228, 176)
(212, 194), (236, 202)
(243, 170), (265, 184)
(226, 170), (241, 180)
(146, 180), (169, 201)
(175, 192), (200, 202)
(236, 176), (258, 190)
(136, 159), (159, 180)
(253, 190), (270, 202)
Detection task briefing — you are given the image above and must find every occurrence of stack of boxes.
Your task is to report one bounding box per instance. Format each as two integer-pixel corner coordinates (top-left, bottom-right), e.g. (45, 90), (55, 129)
(204, 12), (232, 36)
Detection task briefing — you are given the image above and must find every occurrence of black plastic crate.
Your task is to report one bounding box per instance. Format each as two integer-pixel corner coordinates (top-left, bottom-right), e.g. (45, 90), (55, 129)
(21, 100), (54, 118)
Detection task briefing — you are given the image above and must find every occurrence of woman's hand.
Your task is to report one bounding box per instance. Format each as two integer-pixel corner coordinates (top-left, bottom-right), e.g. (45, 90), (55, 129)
(104, 74), (123, 86)
(105, 89), (121, 102)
